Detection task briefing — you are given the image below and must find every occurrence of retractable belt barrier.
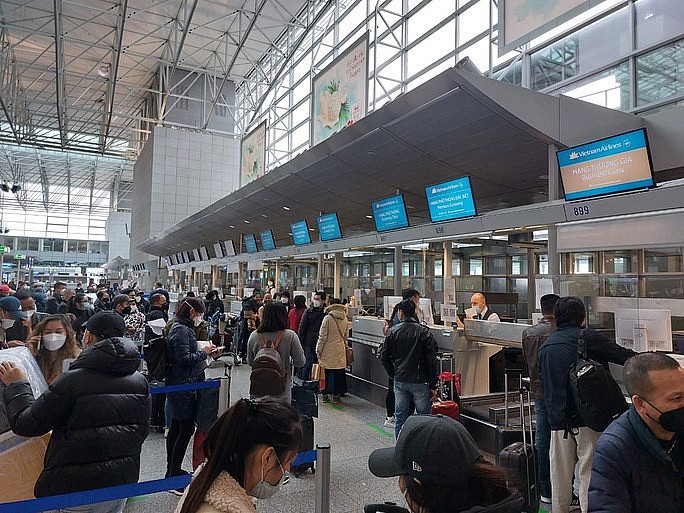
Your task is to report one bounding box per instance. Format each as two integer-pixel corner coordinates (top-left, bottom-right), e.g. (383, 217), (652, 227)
(0, 380), (330, 513)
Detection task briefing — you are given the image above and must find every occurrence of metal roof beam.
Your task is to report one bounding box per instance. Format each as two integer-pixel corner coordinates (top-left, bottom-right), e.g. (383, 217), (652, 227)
(53, 0), (68, 147)
(36, 151), (50, 210)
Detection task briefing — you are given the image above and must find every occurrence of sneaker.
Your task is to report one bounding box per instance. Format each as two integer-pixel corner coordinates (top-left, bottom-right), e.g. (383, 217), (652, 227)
(384, 416), (396, 428)
(332, 395), (341, 404)
(540, 496), (551, 504)
(167, 488), (185, 496)
(321, 394), (330, 403)
(570, 493), (580, 511)
(164, 428), (169, 438)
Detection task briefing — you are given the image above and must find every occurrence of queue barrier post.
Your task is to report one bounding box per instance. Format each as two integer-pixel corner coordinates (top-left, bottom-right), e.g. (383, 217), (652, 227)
(315, 442), (331, 513)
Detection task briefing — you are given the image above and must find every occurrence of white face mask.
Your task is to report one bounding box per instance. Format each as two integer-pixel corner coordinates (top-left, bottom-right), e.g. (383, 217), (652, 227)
(24, 309), (36, 319)
(129, 304), (138, 313)
(472, 305), (482, 314)
(135, 296), (141, 303)
(249, 453), (286, 500)
(1, 318), (15, 329)
(280, 297), (288, 304)
(313, 300), (321, 308)
(193, 315), (203, 327)
(43, 333), (67, 351)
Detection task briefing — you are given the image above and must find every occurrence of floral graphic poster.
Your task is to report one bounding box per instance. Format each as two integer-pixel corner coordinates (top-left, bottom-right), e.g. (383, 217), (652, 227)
(240, 121), (267, 187)
(311, 33), (368, 147)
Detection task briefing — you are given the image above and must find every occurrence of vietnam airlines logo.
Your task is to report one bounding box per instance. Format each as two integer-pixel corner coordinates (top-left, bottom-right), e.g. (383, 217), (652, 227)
(569, 151), (580, 160)
(432, 188), (437, 194)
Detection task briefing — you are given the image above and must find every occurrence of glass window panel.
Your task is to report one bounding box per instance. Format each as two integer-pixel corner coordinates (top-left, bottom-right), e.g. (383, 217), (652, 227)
(28, 238), (39, 251)
(636, 39), (684, 107)
(409, 2), (453, 44)
(458, 0), (488, 46)
(636, 0), (684, 49)
(408, 57), (453, 88)
(511, 255), (529, 275)
(644, 276), (684, 298)
(292, 100), (310, 127)
(461, 35), (489, 72)
(644, 248), (682, 272)
(604, 250), (638, 273)
(291, 122), (309, 150)
(68, 240), (78, 252)
(339, 2), (368, 41)
(452, 259), (461, 276)
(486, 256), (507, 275)
(556, 62), (630, 110)
(485, 277), (507, 292)
(468, 258), (482, 275)
(603, 276), (638, 297)
(572, 253), (595, 274)
(407, 21), (455, 77)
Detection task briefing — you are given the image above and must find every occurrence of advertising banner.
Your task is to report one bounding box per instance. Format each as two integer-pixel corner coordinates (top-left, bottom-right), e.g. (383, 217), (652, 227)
(311, 33), (369, 146)
(240, 120), (267, 187)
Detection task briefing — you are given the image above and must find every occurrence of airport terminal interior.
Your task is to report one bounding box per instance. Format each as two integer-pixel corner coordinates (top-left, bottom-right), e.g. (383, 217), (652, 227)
(0, 0), (684, 512)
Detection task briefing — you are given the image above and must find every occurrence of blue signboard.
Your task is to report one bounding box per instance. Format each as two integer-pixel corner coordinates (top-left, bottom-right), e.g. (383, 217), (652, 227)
(557, 128), (655, 200)
(260, 230), (276, 251)
(316, 213), (343, 241)
(243, 234), (258, 253)
(291, 221), (312, 245)
(425, 176), (477, 223)
(372, 194), (409, 232)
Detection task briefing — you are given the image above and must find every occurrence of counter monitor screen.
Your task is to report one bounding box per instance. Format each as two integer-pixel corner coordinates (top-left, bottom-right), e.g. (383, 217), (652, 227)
(317, 212), (343, 241)
(213, 242), (224, 259)
(224, 240), (236, 257)
(243, 234), (258, 254)
(557, 128), (655, 201)
(425, 176), (477, 222)
(260, 229), (276, 251)
(291, 220), (312, 245)
(372, 194), (409, 232)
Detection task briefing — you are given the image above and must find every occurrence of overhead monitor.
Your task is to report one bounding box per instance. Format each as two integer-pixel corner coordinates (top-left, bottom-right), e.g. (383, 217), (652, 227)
(317, 212), (342, 241)
(192, 248), (200, 262)
(175, 253), (183, 264)
(425, 176), (477, 223)
(243, 234), (258, 254)
(291, 220), (312, 245)
(183, 251), (191, 263)
(169, 255), (177, 266)
(213, 242), (224, 259)
(199, 246), (209, 261)
(162, 256), (171, 267)
(260, 229), (276, 251)
(372, 194), (409, 232)
(557, 128), (655, 201)
(224, 240), (236, 257)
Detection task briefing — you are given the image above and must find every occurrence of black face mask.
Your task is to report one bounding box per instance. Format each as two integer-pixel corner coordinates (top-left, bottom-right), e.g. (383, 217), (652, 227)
(162, 302), (169, 311)
(122, 306), (132, 315)
(642, 397), (684, 434)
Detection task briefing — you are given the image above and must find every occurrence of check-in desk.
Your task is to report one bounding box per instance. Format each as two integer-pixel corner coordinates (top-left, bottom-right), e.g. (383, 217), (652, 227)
(347, 316), (390, 406)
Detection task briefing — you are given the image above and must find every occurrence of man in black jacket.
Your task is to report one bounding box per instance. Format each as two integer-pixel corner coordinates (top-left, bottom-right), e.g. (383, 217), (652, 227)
(297, 290), (326, 380)
(0, 311), (150, 512)
(381, 299), (439, 438)
(45, 281), (67, 314)
(538, 297), (635, 513)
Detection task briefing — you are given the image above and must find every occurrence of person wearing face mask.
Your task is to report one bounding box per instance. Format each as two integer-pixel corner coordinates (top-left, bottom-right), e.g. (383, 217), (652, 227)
(94, 289), (112, 312)
(0, 295), (29, 350)
(175, 397), (302, 513)
(28, 314), (81, 383)
(204, 290), (225, 323)
(166, 297), (223, 490)
(0, 311), (149, 512)
(121, 288), (146, 348)
(465, 292), (500, 322)
(264, 278), (276, 298)
(136, 289), (150, 315)
(538, 297), (636, 513)
(589, 353), (684, 513)
(369, 414), (525, 513)
(297, 291), (327, 381)
(279, 290), (292, 312)
(45, 281), (67, 314)
(4, 290), (49, 346)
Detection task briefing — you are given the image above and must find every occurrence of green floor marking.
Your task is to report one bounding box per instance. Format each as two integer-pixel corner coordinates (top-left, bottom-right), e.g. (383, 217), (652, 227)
(324, 401), (344, 412)
(366, 422), (394, 438)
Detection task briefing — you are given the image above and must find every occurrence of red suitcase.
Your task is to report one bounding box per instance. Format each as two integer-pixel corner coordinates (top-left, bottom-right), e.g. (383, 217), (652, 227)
(431, 399), (459, 421)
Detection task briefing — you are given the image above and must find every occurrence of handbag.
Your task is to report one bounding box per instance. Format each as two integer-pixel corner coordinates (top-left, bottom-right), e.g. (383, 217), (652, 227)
(311, 363), (324, 381)
(333, 317), (354, 366)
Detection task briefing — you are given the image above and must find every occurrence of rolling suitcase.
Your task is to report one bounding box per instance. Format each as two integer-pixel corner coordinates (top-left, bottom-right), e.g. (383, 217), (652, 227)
(431, 398), (459, 421)
(291, 414), (315, 477)
(498, 386), (538, 513)
(292, 377), (319, 418)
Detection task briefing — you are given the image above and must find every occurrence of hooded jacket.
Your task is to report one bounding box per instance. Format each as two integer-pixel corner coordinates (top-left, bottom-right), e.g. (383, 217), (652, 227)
(297, 304), (326, 349)
(174, 470), (256, 513)
(316, 304), (349, 370)
(3, 336), (150, 497)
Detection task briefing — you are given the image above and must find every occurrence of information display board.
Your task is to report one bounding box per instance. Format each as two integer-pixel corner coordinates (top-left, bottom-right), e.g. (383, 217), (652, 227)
(317, 213), (343, 241)
(260, 229), (276, 251)
(557, 128), (655, 201)
(192, 248), (200, 262)
(425, 176), (477, 222)
(372, 194), (409, 232)
(291, 220), (312, 245)
(213, 242), (224, 259)
(243, 234), (258, 254)
(224, 240), (236, 257)
(170, 254), (178, 266)
(199, 246), (209, 261)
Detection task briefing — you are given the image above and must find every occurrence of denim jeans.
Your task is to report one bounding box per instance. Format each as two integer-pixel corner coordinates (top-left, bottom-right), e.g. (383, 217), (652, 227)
(535, 399), (552, 498)
(393, 380), (431, 438)
(44, 498), (127, 513)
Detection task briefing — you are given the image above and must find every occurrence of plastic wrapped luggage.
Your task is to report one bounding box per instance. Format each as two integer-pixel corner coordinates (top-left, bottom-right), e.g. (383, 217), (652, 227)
(291, 377), (319, 418)
(291, 414), (315, 477)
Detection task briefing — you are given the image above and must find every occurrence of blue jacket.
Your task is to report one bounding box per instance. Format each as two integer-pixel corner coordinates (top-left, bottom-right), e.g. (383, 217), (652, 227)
(589, 405), (683, 512)
(538, 324), (634, 430)
(166, 319), (208, 386)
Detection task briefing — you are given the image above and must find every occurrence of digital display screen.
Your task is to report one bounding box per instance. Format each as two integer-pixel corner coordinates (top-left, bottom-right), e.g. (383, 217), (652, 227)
(199, 247), (209, 261)
(163, 256), (171, 267)
(316, 213), (342, 241)
(260, 229), (276, 251)
(224, 240), (236, 257)
(183, 251), (191, 263)
(557, 128), (655, 201)
(372, 194), (409, 232)
(244, 234), (258, 253)
(192, 248), (200, 262)
(425, 176), (477, 223)
(213, 242), (224, 259)
(291, 221), (312, 245)
(170, 254), (178, 266)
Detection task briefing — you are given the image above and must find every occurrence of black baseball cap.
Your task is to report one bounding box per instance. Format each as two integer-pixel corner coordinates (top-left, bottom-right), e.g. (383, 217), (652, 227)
(85, 311), (126, 339)
(368, 415), (482, 485)
(0, 296), (28, 319)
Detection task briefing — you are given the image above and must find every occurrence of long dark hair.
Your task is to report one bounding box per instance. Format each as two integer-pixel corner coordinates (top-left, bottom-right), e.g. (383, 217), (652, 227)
(179, 398), (302, 513)
(175, 297), (206, 322)
(293, 295), (306, 310)
(257, 301), (288, 332)
(404, 459), (512, 513)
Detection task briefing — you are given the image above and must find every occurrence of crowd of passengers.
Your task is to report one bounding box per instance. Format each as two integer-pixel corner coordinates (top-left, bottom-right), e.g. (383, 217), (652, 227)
(0, 279), (682, 513)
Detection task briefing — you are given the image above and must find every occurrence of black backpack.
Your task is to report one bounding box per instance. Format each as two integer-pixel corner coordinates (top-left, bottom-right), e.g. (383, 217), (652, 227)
(144, 335), (168, 382)
(249, 331), (287, 397)
(568, 331), (628, 432)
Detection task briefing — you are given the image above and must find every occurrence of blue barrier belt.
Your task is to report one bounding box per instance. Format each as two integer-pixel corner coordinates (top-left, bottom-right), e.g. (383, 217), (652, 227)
(0, 475), (191, 513)
(292, 449), (317, 466)
(150, 379), (221, 394)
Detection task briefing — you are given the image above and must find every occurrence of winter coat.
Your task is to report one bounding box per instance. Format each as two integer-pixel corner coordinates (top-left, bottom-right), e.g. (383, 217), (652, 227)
(247, 328), (305, 402)
(288, 307), (305, 332)
(538, 324), (635, 430)
(521, 315), (555, 399)
(315, 304), (349, 370)
(2, 336), (150, 497)
(588, 405), (683, 513)
(381, 318), (439, 389)
(166, 319), (209, 419)
(460, 490), (525, 512)
(297, 305), (326, 348)
(174, 470), (256, 513)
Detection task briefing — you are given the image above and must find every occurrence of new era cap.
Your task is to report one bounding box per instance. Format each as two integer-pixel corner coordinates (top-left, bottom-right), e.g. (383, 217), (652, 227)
(368, 415), (482, 486)
(85, 311), (126, 339)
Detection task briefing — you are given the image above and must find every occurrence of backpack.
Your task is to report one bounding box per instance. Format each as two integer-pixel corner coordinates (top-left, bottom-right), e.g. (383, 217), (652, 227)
(249, 331), (287, 397)
(568, 331), (628, 432)
(143, 335), (168, 382)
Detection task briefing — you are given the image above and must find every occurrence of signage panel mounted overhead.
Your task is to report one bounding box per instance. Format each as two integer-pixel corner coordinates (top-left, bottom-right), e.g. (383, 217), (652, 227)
(224, 240), (236, 257)
(425, 176), (477, 223)
(192, 248), (200, 262)
(557, 128), (655, 201)
(243, 234), (258, 254)
(259, 229), (276, 251)
(291, 221), (312, 245)
(199, 246), (209, 261)
(372, 194), (410, 232)
(213, 242), (224, 259)
(316, 213), (343, 242)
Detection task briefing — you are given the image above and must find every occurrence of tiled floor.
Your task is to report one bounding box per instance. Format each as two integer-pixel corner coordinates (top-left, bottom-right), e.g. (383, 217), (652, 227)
(124, 364), (405, 513)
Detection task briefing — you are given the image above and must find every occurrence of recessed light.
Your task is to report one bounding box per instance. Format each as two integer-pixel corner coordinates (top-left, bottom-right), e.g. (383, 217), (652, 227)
(365, 215), (373, 219)
(283, 206), (290, 211)
(261, 214), (268, 218)
(229, 225), (235, 229)
(309, 228), (315, 231)
(243, 220), (250, 224)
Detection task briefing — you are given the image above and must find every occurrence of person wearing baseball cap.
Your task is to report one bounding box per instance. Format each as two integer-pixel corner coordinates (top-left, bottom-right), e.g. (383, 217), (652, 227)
(368, 415), (524, 513)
